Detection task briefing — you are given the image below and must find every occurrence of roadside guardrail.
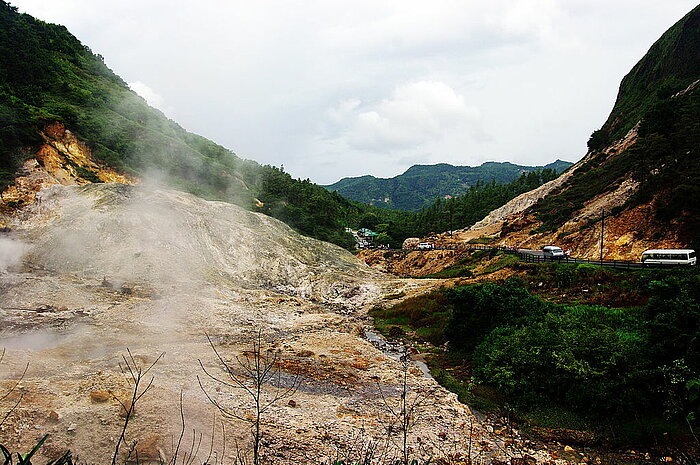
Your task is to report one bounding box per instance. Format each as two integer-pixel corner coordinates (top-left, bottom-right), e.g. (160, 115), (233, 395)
(377, 244), (688, 270)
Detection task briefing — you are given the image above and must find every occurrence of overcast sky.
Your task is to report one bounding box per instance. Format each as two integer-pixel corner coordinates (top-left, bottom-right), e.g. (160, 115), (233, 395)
(16, 0), (699, 184)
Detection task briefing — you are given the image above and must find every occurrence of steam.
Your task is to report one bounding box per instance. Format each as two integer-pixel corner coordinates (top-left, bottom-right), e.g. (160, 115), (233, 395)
(0, 237), (27, 272)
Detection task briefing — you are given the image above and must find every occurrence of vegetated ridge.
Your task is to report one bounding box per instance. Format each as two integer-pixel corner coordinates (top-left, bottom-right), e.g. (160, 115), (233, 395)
(0, 1), (364, 248)
(355, 167), (564, 249)
(450, 4), (700, 260)
(324, 160), (572, 211)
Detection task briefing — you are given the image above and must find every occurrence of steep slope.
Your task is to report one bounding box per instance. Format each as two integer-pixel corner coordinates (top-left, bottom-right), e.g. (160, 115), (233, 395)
(0, 2), (360, 248)
(463, 6), (700, 259)
(591, 4), (700, 146)
(324, 160), (572, 211)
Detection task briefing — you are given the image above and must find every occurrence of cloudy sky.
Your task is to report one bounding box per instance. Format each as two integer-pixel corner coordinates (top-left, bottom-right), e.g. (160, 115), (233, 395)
(16, 0), (698, 184)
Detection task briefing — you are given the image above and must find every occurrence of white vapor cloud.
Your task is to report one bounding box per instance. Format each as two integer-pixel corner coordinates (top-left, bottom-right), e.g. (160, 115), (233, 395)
(0, 237), (27, 272)
(128, 81), (175, 118)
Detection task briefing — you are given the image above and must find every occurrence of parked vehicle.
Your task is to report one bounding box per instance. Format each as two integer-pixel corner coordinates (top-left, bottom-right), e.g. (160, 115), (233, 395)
(542, 245), (565, 260)
(640, 249), (696, 266)
(417, 242), (435, 250)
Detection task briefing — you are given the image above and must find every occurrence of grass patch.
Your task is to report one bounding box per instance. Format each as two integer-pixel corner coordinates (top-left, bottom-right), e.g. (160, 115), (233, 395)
(431, 368), (499, 413)
(369, 291), (449, 345)
(478, 253), (519, 275)
(384, 291), (406, 300)
(467, 236), (498, 244)
(423, 265), (474, 279)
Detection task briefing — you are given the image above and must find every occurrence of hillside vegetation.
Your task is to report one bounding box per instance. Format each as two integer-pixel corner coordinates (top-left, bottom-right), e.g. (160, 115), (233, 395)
(0, 1), (363, 247)
(495, 5), (700, 256)
(325, 160), (571, 211)
(371, 260), (700, 450)
(352, 168), (562, 248)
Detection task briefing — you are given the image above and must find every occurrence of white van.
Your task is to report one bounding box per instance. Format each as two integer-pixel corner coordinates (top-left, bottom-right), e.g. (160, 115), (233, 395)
(417, 242), (435, 250)
(542, 245), (565, 260)
(640, 249), (696, 266)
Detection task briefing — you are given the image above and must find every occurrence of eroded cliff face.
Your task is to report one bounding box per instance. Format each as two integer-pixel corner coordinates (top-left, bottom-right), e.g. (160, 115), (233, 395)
(0, 122), (135, 223)
(446, 123), (687, 260)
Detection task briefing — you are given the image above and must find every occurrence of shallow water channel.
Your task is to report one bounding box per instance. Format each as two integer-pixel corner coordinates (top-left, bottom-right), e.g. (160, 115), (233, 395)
(364, 329), (434, 379)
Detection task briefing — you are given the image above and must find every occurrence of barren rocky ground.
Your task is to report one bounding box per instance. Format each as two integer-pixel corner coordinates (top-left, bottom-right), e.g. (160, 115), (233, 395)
(0, 184), (563, 464)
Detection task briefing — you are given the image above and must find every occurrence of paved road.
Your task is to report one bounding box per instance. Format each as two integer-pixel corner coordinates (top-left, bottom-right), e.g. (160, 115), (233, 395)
(385, 245), (684, 270)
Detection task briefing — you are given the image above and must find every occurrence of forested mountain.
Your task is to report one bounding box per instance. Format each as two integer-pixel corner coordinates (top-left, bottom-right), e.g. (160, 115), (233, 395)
(0, 1), (361, 247)
(324, 160), (571, 211)
(356, 168), (562, 248)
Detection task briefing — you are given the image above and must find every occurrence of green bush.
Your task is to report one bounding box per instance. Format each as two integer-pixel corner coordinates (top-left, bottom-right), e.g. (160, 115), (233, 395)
(444, 282), (551, 352)
(473, 305), (649, 414)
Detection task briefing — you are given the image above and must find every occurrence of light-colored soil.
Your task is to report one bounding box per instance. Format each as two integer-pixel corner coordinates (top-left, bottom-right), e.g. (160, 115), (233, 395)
(0, 184), (563, 465)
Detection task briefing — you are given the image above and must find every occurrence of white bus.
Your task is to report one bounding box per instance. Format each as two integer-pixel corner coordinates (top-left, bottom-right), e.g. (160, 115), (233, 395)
(640, 249), (697, 266)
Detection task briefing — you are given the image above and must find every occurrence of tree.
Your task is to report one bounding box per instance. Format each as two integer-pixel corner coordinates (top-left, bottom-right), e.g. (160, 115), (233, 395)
(0, 348), (27, 428)
(376, 351), (437, 465)
(359, 213), (380, 231)
(109, 349), (164, 465)
(198, 331), (300, 465)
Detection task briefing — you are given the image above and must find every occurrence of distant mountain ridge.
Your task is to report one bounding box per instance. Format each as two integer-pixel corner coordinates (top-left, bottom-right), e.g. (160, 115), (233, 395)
(324, 160), (572, 211)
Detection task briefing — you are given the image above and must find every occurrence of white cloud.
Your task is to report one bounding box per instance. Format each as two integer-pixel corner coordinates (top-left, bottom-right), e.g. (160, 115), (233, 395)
(329, 81), (484, 151)
(128, 81), (175, 118)
(16, 0), (700, 184)
(501, 0), (562, 42)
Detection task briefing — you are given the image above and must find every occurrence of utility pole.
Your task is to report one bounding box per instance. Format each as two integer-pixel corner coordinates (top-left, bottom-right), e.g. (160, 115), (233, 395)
(599, 209), (605, 261)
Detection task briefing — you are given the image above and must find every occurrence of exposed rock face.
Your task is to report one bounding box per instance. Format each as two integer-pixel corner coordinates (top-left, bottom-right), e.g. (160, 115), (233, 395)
(359, 248), (465, 277)
(0, 122), (135, 221)
(470, 125), (640, 233)
(0, 184), (558, 465)
(462, 124), (687, 260)
(470, 168), (577, 231)
(22, 184), (376, 304)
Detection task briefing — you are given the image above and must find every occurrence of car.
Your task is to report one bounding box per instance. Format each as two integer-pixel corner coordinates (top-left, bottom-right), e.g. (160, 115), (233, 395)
(542, 245), (565, 259)
(417, 242), (435, 250)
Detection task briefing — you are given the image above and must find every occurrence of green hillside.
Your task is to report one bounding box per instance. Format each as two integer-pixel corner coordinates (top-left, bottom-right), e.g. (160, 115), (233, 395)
(588, 4), (700, 149)
(324, 160), (571, 211)
(0, 1), (362, 248)
(531, 5), (700, 245)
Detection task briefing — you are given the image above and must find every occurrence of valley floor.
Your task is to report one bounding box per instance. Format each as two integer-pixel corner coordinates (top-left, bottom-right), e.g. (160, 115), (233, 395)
(0, 184), (564, 465)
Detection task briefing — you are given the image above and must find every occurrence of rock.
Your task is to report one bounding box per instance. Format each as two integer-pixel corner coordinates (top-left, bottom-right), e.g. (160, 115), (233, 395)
(118, 398), (134, 417)
(133, 433), (165, 462)
(402, 238), (421, 249)
(67, 423), (77, 433)
(90, 390), (111, 403)
(47, 410), (60, 423)
(564, 445), (574, 452)
(288, 400), (297, 407)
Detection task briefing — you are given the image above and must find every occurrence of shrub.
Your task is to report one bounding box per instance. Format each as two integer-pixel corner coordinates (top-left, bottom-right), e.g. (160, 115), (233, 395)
(473, 305), (649, 415)
(444, 282), (552, 352)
